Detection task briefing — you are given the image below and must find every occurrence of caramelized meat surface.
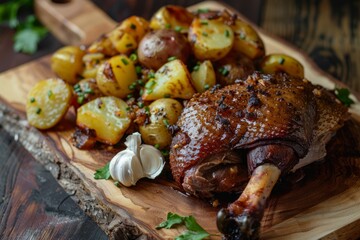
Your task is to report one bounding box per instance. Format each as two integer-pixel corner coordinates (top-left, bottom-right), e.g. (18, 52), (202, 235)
(170, 72), (349, 196)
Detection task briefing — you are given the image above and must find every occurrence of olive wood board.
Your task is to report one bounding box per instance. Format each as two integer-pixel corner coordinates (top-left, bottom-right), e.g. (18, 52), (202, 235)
(1, 1), (360, 239)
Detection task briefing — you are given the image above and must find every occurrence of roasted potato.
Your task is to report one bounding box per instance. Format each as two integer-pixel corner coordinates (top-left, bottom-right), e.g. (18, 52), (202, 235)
(260, 54), (304, 78)
(190, 60), (216, 93)
(188, 17), (234, 61)
(87, 35), (118, 56)
(138, 29), (191, 70)
(142, 59), (196, 101)
(231, 19), (265, 60)
(96, 55), (138, 98)
(117, 16), (150, 43)
(150, 5), (194, 32)
(51, 46), (85, 84)
(76, 96), (131, 145)
(139, 98), (183, 148)
(81, 52), (106, 79)
(214, 53), (255, 86)
(72, 78), (103, 108)
(108, 30), (138, 54)
(26, 78), (72, 129)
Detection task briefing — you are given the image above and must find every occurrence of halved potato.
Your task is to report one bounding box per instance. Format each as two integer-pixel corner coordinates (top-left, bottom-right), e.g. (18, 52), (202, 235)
(188, 17), (234, 61)
(96, 55), (138, 98)
(231, 19), (265, 60)
(142, 59), (196, 100)
(150, 5), (194, 32)
(76, 96), (131, 145)
(190, 60), (216, 93)
(51, 46), (85, 84)
(139, 98), (183, 148)
(260, 54), (305, 78)
(26, 78), (72, 129)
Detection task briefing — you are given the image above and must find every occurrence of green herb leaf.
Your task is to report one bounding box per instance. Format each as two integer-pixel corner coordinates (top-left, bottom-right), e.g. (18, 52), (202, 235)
(156, 212), (211, 240)
(94, 162), (111, 180)
(175, 230), (210, 240)
(156, 212), (185, 229)
(184, 216), (207, 233)
(13, 16), (48, 54)
(1, 0), (48, 54)
(334, 87), (355, 107)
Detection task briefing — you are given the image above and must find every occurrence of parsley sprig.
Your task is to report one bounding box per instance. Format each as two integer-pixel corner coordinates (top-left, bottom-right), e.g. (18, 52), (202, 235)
(334, 87), (355, 107)
(157, 212), (216, 240)
(94, 162), (111, 180)
(0, 0), (48, 54)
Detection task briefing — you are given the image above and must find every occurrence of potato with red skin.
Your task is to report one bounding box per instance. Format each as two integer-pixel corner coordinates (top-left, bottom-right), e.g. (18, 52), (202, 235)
(137, 29), (190, 70)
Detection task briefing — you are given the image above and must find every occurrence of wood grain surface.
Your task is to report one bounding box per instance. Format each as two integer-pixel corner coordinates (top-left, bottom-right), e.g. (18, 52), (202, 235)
(0, 0), (359, 239)
(0, 125), (107, 240)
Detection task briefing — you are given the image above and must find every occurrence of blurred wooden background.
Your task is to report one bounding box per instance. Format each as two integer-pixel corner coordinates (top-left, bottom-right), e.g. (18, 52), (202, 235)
(0, 0), (359, 239)
(1, 0), (359, 92)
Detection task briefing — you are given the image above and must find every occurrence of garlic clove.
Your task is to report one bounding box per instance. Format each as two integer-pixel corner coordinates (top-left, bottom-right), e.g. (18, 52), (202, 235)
(139, 144), (165, 179)
(124, 132), (141, 156)
(109, 149), (145, 187)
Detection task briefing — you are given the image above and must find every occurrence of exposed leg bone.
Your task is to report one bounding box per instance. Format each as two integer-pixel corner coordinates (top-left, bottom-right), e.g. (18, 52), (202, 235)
(217, 164), (281, 239)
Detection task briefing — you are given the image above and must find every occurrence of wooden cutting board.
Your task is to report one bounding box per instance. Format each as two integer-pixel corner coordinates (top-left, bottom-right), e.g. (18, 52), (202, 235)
(1, 0), (360, 239)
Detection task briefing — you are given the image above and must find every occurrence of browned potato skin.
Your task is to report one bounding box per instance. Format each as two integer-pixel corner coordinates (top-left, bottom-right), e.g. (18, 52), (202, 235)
(150, 5), (194, 32)
(137, 29), (191, 70)
(214, 53), (255, 86)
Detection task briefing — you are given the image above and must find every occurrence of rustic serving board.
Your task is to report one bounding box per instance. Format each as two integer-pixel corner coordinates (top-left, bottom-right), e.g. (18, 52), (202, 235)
(1, 0), (360, 239)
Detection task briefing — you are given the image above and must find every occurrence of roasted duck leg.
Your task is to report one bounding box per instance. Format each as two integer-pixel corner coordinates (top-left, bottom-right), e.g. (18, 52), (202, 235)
(170, 72), (349, 239)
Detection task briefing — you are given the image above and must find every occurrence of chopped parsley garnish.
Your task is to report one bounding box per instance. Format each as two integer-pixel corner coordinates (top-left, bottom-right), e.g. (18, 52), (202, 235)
(129, 53), (138, 61)
(225, 29), (230, 37)
(135, 65), (142, 74)
(94, 162), (111, 180)
(121, 58), (129, 65)
(334, 87), (355, 107)
(174, 26), (182, 32)
(35, 107), (41, 114)
(193, 64), (200, 72)
(167, 56), (177, 62)
(218, 67), (229, 76)
(278, 57), (285, 65)
(197, 8), (209, 14)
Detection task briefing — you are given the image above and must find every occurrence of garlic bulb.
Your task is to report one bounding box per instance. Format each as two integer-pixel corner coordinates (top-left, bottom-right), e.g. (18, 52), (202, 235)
(109, 132), (165, 187)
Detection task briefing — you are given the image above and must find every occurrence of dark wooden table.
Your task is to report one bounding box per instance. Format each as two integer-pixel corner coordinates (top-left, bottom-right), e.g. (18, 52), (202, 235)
(0, 0), (359, 239)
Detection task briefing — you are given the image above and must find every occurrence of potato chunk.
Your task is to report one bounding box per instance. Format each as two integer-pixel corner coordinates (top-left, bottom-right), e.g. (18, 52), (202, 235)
(76, 96), (131, 145)
(26, 78), (72, 129)
(188, 17), (234, 61)
(260, 54), (305, 78)
(190, 60), (216, 93)
(150, 5), (194, 32)
(231, 19), (265, 60)
(96, 55), (138, 98)
(51, 46), (85, 84)
(139, 98), (183, 148)
(142, 59), (195, 101)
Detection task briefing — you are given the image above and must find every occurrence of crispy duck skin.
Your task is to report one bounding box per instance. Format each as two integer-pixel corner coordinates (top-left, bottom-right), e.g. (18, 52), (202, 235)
(169, 72), (349, 239)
